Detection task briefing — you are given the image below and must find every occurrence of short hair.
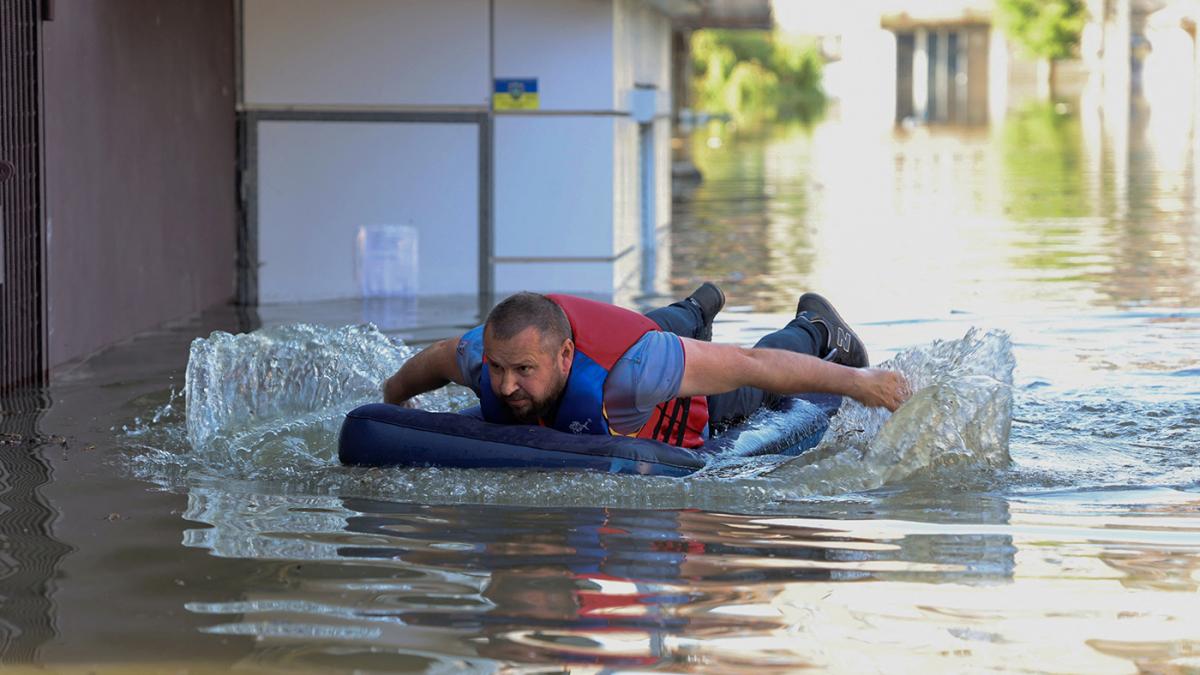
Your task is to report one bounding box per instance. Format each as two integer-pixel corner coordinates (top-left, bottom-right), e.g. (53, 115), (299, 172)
(484, 292), (572, 348)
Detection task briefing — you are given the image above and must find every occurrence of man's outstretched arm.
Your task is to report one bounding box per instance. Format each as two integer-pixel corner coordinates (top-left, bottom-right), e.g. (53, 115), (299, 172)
(383, 336), (469, 405)
(678, 339), (911, 412)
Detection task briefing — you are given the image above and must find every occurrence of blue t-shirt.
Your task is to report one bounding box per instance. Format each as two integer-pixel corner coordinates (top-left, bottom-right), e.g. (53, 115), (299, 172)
(456, 326), (686, 435)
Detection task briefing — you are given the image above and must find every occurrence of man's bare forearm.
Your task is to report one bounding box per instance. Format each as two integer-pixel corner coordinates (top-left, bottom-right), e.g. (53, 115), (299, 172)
(740, 347), (863, 397)
(741, 348), (909, 411)
(383, 338), (462, 405)
(680, 340), (910, 411)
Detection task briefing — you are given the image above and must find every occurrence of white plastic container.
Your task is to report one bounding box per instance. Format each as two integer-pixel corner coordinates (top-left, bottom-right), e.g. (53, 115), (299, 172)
(355, 224), (418, 297)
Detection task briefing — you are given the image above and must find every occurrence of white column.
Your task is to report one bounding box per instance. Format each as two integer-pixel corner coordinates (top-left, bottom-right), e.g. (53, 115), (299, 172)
(638, 122), (655, 296)
(913, 28), (929, 121)
(1103, 0), (1131, 106)
(1104, 0), (1131, 220)
(987, 26), (1009, 124)
(1194, 27), (1200, 219)
(1081, 0), (1107, 77)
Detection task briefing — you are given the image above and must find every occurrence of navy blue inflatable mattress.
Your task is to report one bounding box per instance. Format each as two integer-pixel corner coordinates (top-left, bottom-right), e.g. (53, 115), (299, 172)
(339, 394), (841, 477)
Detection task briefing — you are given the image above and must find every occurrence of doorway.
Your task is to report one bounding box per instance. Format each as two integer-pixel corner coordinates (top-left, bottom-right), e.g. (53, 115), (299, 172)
(0, 0), (46, 395)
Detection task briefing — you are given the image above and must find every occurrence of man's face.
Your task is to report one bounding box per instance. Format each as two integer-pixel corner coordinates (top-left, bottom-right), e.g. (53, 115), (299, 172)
(484, 326), (572, 424)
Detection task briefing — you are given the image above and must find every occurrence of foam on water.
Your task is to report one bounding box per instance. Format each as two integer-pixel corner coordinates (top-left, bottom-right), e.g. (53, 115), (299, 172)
(129, 324), (1015, 504)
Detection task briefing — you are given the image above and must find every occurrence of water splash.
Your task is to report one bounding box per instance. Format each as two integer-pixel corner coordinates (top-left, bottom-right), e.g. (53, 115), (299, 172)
(171, 324), (470, 478)
(765, 328), (1014, 494)
(186, 324), (404, 448)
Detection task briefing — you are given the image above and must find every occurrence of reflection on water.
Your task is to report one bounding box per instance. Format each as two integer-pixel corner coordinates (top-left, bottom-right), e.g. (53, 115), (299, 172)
(0, 397), (68, 664)
(179, 487), (1022, 670)
(175, 483), (1200, 672)
(672, 103), (1199, 317)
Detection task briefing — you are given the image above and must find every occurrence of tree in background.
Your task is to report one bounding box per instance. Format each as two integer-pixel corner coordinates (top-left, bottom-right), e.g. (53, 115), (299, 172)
(690, 30), (826, 123)
(994, 0), (1088, 100)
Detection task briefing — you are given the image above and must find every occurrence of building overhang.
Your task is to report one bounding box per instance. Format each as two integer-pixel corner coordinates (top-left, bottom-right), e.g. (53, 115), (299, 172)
(881, 9), (993, 31)
(647, 0), (773, 30)
(644, 0), (703, 18)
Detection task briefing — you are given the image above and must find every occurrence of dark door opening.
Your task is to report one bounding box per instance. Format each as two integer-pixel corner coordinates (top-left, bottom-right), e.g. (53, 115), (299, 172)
(895, 32), (915, 123)
(0, 0), (46, 396)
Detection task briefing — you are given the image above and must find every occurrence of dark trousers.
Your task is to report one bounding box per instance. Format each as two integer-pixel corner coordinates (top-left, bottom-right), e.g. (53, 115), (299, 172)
(644, 299), (823, 431)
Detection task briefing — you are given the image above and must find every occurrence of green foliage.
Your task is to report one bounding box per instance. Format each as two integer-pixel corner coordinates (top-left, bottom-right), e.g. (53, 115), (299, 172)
(724, 61), (779, 114)
(690, 30), (826, 122)
(995, 0), (1087, 61)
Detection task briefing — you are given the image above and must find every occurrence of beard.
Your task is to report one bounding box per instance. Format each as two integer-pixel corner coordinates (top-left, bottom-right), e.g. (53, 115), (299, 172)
(503, 375), (567, 424)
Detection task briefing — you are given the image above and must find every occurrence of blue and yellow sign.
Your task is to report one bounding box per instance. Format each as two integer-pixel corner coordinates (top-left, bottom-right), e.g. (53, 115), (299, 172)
(493, 78), (539, 111)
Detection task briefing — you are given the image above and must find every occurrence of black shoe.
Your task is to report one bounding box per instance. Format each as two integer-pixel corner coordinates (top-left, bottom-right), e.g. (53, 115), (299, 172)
(795, 292), (869, 368)
(685, 282), (725, 341)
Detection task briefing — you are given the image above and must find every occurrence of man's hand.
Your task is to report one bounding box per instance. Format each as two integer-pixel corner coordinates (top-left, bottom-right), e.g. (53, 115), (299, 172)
(852, 368), (911, 412)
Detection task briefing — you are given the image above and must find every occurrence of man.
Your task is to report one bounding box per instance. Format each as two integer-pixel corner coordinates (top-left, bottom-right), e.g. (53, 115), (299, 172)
(383, 285), (910, 448)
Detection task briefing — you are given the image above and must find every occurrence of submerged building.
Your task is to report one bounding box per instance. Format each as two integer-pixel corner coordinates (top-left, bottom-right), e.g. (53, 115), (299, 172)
(0, 0), (769, 391)
(773, 0), (1168, 128)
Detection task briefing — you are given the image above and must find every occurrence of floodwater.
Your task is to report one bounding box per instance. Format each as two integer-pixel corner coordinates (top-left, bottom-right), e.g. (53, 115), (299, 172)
(3, 99), (1200, 672)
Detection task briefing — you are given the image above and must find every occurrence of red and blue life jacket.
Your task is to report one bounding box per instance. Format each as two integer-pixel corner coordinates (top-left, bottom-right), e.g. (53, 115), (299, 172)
(478, 294), (709, 448)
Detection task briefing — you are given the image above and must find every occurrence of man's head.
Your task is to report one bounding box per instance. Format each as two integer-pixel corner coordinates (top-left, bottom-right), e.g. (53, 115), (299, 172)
(483, 292), (574, 423)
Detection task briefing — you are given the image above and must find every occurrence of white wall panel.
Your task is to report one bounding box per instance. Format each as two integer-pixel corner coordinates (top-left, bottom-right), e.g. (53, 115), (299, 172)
(496, 261), (615, 295)
(257, 121), (479, 302)
(494, 116), (615, 258)
(611, 117), (671, 295)
(614, 248), (641, 299)
(494, 0), (615, 110)
(243, 0), (488, 107)
(613, 117), (640, 261)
